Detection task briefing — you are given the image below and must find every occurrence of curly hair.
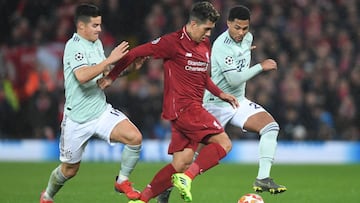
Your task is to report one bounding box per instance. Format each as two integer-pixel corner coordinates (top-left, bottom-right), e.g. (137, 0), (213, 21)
(189, 1), (220, 23)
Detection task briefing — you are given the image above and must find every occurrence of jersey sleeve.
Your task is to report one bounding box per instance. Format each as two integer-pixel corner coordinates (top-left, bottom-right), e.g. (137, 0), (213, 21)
(65, 43), (87, 72)
(212, 33), (262, 87)
(150, 35), (176, 59)
(108, 35), (176, 80)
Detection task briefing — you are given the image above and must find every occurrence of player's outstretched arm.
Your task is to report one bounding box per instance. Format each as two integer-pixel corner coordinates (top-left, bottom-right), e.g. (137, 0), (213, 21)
(75, 41), (129, 84)
(97, 56), (149, 89)
(120, 56), (149, 77)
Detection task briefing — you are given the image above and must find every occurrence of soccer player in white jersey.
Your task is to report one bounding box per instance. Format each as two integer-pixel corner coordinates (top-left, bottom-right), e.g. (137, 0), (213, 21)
(40, 3), (144, 203)
(156, 5), (286, 203)
(203, 5), (287, 194)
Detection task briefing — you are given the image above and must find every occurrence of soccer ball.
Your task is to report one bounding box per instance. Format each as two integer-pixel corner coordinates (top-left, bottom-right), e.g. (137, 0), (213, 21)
(238, 193), (264, 203)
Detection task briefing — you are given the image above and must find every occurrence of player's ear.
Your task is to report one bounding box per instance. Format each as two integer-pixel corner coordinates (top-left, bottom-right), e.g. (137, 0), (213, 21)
(226, 20), (232, 28)
(190, 20), (198, 28)
(77, 21), (85, 30)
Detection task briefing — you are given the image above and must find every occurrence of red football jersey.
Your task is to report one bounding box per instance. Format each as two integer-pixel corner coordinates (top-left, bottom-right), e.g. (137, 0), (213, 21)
(109, 27), (222, 120)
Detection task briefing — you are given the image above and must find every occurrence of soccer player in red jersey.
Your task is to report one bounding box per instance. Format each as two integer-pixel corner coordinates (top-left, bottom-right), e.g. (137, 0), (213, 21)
(98, 2), (239, 202)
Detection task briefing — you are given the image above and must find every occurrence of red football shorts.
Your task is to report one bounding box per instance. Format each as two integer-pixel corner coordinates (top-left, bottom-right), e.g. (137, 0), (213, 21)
(168, 105), (224, 154)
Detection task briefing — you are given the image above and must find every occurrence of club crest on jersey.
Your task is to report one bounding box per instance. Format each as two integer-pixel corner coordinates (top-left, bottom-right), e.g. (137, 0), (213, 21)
(151, 37), (161, 44)
(225, 56), (233, 65)
(75, 52), (84, 61)
(185, 52), (192, 57)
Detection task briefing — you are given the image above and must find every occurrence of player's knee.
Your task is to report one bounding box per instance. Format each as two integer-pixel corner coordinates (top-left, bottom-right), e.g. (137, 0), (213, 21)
(61, 163), (80, 179)
(113, 129), (142, 145)
(208, 133), (232, 153)
(218, 137), (232, 153)
(223, 139), (232, 153)
(127, 130), (142, 145)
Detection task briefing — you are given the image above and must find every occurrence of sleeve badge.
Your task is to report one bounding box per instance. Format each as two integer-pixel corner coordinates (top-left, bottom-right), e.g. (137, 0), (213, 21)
(225, 56), (233, 65)
(75, 52), (84, 61)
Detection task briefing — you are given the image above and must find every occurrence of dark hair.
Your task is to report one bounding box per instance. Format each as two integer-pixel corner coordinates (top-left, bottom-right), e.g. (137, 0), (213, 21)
(228, 5), (251, 21)
(189, 1), (220, 23)
(74, 3), (101, 24)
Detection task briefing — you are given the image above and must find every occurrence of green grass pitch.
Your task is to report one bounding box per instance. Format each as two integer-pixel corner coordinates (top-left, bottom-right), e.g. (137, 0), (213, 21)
(0, 162), (359, 203)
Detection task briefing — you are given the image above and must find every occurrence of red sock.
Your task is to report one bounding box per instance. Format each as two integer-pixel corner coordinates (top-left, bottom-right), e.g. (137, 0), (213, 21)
(140, 164), (176, 202)
(187, 143), (226, 178)
(185, 163), (200, 179)
(140, 186), (153, 202)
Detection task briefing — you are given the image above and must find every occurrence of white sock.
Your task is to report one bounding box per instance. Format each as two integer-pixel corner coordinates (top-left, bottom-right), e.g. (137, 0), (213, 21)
(257, 122), (279, 179)
(45, 165), (68, 199)
(117, 144), (141, 183)
(117, 174), (129, 184)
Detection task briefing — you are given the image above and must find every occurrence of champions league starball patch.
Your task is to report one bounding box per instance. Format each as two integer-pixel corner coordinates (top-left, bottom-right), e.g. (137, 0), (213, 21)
(75, 52), (84, 61)
(225, 56), (233, 65)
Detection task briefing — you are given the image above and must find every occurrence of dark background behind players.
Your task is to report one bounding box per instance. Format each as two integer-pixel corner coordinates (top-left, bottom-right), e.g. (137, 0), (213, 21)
(0, 0), (359, 141)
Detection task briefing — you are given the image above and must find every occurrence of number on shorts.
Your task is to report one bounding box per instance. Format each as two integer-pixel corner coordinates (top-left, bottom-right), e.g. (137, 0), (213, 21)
(249, 102), (261, 109)
(110, 108), (121, 116)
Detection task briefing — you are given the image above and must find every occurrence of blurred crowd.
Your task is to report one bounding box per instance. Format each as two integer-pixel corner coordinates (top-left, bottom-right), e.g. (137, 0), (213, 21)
(0, 0), (359, 141)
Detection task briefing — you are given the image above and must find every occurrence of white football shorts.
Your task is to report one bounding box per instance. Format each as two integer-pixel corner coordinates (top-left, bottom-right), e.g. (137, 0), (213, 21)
(59, 104), (127, 163)
(203, 98), (266, 129)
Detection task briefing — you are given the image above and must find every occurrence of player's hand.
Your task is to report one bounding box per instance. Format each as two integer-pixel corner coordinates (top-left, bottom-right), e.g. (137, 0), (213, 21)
(117, 56), (149, 77)
(133, 56), (149, 70)
(260, 59), (277, 71)
(97, 76), (113, 90)
(107, 41), (130, 64)
(219, 92), (239, 109)
(126, 56), (149, 72)
(102, 65), (112, 77)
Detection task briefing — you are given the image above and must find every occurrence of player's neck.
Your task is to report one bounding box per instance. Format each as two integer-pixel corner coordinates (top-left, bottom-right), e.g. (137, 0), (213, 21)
(185, 24), (195, 41)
